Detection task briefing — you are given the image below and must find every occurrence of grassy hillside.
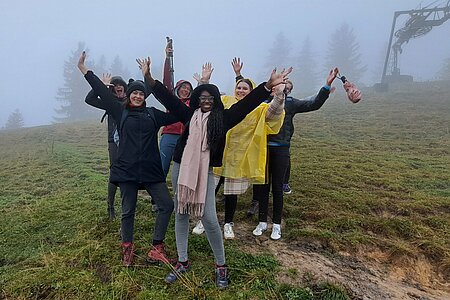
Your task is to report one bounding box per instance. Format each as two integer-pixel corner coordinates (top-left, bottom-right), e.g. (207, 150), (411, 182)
(1, 82), (449, 299)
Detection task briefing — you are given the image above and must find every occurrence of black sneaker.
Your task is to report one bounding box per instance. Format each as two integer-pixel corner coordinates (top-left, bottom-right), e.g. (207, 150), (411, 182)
(282, 184), (292, 194)
(165, 261), (191, 283)
(215, 265), (228, 288)
(247, 200), (259, 216)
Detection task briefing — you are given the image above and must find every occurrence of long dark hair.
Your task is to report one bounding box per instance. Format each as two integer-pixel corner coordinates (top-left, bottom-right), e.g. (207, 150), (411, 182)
(190, 84), (225, 154)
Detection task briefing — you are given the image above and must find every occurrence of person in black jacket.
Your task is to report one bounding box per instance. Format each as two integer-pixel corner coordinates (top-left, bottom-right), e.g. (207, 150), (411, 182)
(78, 51), (178, 267)
(85, 74), (127, 220)
(137, 56), (291, 288)
(252, 68), (339, 240)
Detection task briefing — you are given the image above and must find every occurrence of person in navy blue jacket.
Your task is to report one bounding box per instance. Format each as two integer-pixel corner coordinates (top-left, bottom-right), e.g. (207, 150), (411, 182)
(252, 68), (339, 240)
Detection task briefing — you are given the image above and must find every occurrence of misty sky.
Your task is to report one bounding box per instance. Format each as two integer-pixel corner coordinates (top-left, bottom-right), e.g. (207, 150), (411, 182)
(1, 0), (449, 127)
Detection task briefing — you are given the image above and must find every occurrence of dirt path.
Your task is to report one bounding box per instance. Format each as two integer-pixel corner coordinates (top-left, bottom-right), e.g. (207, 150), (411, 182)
(230, 222), (450, 300)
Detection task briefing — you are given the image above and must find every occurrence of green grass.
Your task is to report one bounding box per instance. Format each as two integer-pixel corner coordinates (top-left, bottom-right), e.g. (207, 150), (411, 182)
(1, 81), (449, 299)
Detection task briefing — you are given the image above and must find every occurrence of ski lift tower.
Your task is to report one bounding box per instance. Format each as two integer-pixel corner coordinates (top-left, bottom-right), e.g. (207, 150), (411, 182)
(375, 1), (450, 91)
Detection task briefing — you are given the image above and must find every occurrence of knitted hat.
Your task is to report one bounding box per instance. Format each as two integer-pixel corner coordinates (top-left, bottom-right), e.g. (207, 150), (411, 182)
(110, 76), (127, 89)
(126, 80), (148, 98)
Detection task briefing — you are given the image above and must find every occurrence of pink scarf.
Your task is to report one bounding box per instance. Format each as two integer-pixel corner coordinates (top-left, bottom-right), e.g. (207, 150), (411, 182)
(177, 109), (211, 217)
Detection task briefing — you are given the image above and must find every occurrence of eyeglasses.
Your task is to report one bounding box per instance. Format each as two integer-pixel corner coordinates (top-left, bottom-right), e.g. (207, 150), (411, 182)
(199, 95), (215, 102)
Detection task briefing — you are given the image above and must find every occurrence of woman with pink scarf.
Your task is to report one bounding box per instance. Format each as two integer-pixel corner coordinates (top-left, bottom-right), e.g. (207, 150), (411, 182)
(138, 57), (291, 288)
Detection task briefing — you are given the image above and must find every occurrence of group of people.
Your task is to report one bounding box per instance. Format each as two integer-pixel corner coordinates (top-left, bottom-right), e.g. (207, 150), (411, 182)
(78, 39), (340, 288)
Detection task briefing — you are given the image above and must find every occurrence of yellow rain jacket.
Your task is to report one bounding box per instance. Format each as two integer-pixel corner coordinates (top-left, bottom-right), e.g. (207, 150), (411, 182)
(214, 79), (285, 184)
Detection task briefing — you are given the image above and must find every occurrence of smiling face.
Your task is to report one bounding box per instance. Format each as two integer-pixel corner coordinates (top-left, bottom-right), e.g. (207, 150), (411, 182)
(177, 83), (192, 99)
(129, 90), (145, 107)
(114, 84), (126, 98)
(235, 81), (252, 100)
(199, 90), (214, 112)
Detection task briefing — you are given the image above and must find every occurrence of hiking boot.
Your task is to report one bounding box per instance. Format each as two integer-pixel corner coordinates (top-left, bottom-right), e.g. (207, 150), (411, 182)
(165, 261), (191, 284)
(192, 220), (205, 235)
(121, 242), (134, 267)
(146, 243), (175, 265)
(215, 265), (228, 288)
(223, 223), (235, 240)
(107, 206), (116, 220)
(270, 224), (282, 240)
(282, 184), (292, 194)
(252, 222), (268, 236)
(247, 200), (259, 216)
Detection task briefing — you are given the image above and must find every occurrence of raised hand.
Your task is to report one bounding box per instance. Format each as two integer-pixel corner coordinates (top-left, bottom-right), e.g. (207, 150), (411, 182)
(231, 57), (243, 76)
(272, 80), (285, 97)
(77, 51), (89, 75)
(101, 73), (113, 87)
(326, 67), (339, 86)
(265, 67), (293, 90)
(192, 72), (201, 84)
(136, 57), (151, 77)
(201, 62), (214, 83)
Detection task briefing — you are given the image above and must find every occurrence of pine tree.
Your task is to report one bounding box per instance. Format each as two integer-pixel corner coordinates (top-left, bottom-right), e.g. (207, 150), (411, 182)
(437, 57), (450, 80)
(95, 54), (108, 77)
(54, 42), (99, 122)
(325, 23), (367, 84)
(259, 32), (292, 81)
(3, 109), (24, 130)
(110, 56), (131, 81)
(291, 36), (320, 97)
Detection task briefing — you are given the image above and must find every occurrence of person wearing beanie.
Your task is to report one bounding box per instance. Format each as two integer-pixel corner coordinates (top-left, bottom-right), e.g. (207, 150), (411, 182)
(139, 56), (291, 288)
(78, 51), (179, 267)
(159, 40), (193, 178)
(85, 74), (127, 220)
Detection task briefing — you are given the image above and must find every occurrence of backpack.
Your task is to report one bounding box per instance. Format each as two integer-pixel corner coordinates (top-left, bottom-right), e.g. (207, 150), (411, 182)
(113, 107), (155, 146)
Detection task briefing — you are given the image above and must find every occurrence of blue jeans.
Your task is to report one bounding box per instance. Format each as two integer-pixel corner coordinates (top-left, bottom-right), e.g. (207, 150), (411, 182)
(159, 134), (181, 176)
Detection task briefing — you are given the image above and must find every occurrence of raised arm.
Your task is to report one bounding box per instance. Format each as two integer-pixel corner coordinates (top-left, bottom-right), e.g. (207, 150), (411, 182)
(225, 67), (292, 128)
(78, 51), (121, 116)
(137, 57), (192, 123)
(291, 67), (339, 113)
(162, 39), (175, 93)
(192, 62), (214, 85)
(265, 82), (285, 121)
(231, 57), (244, 82)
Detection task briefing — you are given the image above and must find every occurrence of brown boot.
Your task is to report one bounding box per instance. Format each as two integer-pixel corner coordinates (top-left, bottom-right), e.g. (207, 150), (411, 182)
(146, 243), (175, 265)
(122, 242), (134, 267)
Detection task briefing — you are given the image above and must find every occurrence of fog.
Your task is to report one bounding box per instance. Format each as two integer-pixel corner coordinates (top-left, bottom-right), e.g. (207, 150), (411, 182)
(1, 0), (449, 127)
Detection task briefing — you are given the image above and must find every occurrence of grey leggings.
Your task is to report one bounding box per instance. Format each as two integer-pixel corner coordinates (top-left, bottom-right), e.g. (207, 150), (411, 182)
(171, 162), (225, 265)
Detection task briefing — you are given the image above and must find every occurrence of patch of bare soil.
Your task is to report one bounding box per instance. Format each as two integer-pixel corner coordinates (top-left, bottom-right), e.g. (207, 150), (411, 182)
(231, 221), (450, 300)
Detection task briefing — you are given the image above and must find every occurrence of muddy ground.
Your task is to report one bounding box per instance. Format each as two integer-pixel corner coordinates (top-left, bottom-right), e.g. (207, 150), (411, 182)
(227, 221), (450, 300)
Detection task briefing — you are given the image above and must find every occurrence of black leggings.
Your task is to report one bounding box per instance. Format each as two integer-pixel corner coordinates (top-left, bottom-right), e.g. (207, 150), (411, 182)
(224, 194), (238, 223)
(254, 146), (289, 224)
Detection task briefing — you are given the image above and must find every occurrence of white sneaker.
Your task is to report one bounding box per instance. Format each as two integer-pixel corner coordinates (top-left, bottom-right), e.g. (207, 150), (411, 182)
(252, 222), (268, 236)
(192, 220), (205, 235)
(270, 224), (281, 240)
(223, 223), (235, 239)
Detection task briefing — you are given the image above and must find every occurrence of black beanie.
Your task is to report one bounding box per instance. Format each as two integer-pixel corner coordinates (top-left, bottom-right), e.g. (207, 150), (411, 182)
(126, 80), (148, 98)
(110, 76), (127, 89)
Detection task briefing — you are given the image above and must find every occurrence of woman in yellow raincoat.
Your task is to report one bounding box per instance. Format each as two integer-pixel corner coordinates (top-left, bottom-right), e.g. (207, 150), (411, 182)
(193, 58), (288, 239)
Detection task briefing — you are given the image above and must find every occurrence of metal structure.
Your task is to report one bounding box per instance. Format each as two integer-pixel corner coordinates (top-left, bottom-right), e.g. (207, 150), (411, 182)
(381, 1), (450, 85)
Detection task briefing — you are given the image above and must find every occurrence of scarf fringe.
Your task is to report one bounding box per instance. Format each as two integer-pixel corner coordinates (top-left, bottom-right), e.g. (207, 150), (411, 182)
(177, 184), (205, 217)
